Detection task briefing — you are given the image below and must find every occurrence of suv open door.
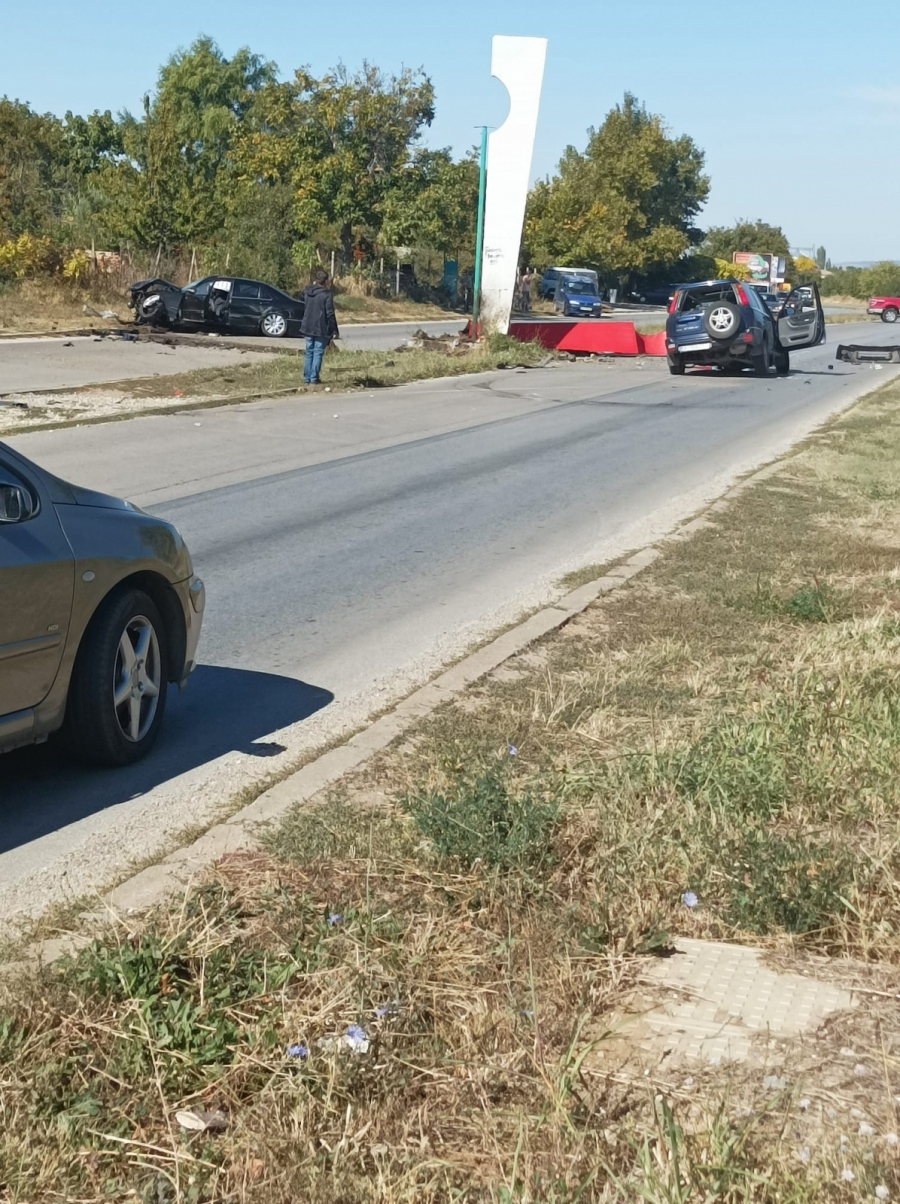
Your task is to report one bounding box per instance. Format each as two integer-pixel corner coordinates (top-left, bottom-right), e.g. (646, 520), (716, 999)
(777, 283), (825, 352)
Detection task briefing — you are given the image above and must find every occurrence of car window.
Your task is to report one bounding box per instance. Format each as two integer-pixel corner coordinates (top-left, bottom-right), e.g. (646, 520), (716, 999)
(187, 279), (211, 297)
(678, 284), (737, 313)
(234, 281), (261, 300)
(259, 286), (279, 302)
(566, 282), (594, 295)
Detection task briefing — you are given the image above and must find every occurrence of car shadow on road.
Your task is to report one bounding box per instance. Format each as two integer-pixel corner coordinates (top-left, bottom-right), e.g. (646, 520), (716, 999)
(0, 664), (334, 857)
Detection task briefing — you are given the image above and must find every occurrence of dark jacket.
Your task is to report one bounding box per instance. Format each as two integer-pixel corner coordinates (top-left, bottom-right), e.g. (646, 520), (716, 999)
(300, 285), (339, 341)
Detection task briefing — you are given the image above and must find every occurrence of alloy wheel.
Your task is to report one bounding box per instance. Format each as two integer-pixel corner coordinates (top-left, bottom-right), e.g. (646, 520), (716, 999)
(262, 312), (287, 336)
(112, 616), (162, 743)
(708, 307), (736, 335)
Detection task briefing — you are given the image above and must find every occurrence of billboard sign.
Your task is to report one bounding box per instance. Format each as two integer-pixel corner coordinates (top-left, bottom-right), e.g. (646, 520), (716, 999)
(733, 251), (773, 283)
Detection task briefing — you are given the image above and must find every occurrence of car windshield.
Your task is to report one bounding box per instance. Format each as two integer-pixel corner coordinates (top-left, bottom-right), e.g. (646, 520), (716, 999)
(566, 282), (595, 295)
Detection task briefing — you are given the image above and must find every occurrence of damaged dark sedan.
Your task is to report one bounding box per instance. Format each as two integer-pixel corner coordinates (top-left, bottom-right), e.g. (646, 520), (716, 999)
(128, 275), (305, 338)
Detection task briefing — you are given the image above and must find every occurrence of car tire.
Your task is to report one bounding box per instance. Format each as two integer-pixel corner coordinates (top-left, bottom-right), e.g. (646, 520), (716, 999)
(63, 588), (169, 766)
(667, 354), (685, 376)
(261, 310), (288, 338)
(704, 302), (741, 341)
(138, 294), (166, 325)
(882, 308), (899, 324)
(774, 348), (790, 375)
(751, 342), (772, 378)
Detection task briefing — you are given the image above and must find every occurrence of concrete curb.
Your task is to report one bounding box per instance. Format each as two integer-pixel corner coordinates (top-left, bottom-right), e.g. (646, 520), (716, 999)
(3, 443), (829, 970)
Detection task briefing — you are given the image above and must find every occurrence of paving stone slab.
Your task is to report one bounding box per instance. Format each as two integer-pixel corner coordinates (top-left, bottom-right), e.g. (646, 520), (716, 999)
(626, 938), (855, 1065)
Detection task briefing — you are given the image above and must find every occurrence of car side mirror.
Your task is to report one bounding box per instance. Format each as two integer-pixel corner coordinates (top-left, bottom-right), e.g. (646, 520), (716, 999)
(0, 483), (35, 524)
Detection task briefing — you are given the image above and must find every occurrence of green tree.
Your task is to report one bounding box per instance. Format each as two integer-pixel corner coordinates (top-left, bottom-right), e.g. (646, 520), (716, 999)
(820, 266), (864, 298)
(701, 219), (790, 261)
(816, 245), (827, 270)
(860, 261), (900, 298)
(228, 62), (436, 266)
(378, 148), (478, 255)
(0, 99), (67, 238)
(220, 180), (298, 289)
(524, 94), (709, 279)
(94, 37), (277, 249)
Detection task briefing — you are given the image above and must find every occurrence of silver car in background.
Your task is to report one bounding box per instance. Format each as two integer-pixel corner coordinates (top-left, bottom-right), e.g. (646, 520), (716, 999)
(0, 441), (204, 765)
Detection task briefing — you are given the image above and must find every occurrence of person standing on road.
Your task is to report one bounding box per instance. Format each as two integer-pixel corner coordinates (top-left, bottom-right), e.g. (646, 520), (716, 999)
(300, 270), (339, 385)
(519, 268), (533, 314)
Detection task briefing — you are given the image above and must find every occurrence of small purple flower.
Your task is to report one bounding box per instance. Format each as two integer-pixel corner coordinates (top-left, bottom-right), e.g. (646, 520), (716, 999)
(374, 1001), (397, 1019)
(286, 1043), (308, 1060)
(507, 743), (518, 757)
(327, 912), (343, 927)
(682, 891), (699, 909)
(344, 1024), (369, 1052)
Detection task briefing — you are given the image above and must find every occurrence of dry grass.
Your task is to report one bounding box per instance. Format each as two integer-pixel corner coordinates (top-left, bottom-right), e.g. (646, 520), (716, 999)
(5, 379), (900, 1199)
(110, 334), (546, 402)
(331, 291), (460, 324)
(0, 277), (126, 332)
(0, 277), (459, 335)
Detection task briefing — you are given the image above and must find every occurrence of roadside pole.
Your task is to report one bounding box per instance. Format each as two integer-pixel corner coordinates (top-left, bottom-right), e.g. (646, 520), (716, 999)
(471, 125), (488, 338)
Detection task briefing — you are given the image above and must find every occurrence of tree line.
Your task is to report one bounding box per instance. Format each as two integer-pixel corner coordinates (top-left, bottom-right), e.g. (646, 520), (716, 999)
(0, 37), (893, 299)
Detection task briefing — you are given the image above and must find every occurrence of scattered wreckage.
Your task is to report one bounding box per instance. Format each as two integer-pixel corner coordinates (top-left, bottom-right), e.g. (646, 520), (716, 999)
(835, 343), (900, 366)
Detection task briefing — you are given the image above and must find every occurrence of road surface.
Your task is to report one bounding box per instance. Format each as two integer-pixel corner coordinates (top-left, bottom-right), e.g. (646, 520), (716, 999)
(0, 315), (674, 395)
(1, 322), (897, 921)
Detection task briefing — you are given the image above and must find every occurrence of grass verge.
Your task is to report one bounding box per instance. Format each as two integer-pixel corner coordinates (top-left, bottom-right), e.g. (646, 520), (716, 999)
(5, 378), (900, 1199)
(105, 334), (547, 400)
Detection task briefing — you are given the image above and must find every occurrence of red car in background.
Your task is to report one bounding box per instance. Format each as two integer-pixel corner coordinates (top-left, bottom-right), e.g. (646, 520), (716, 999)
(867, 296), (900, 323)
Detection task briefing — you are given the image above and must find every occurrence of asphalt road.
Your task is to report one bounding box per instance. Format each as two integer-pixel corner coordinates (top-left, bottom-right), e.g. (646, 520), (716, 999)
(0, 336), (250, 394)
(1, 321), (898, 918)
(0, 312), (742, 396)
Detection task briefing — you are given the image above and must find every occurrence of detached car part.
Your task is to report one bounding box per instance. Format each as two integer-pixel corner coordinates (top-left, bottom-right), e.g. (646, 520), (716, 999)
(835, 344), (900, 366)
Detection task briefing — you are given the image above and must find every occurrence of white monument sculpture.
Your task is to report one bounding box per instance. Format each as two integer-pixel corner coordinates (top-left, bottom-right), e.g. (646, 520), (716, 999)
(479, 35), (548, 333)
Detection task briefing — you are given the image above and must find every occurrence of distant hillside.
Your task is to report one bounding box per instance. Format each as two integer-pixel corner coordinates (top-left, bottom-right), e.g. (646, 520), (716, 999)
(834, 261), (900, 269)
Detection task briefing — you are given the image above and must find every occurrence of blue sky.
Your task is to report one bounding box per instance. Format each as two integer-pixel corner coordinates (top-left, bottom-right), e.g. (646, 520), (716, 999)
(3, 0), (895, 262)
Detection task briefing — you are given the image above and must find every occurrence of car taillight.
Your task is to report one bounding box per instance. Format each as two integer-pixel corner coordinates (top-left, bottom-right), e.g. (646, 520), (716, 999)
(735, 285), (750, 306)
(668, 291), (680, 314)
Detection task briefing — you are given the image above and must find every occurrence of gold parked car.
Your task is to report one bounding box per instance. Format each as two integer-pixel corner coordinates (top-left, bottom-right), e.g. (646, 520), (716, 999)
(0, 441), (205, 765)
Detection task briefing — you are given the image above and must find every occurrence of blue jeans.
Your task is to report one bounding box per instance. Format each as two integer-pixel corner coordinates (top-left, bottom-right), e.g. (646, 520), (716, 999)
(304, 337), (326, 383)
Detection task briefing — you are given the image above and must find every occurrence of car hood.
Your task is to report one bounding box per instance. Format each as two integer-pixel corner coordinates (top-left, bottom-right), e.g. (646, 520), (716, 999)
(128, 277), (180, 294)
(565, 295), (600, 304)
(64, 482), (142, 512)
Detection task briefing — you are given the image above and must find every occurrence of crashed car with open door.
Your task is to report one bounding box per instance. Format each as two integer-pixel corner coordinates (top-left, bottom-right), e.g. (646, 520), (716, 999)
(665, 281), (825, 376)
(128, 275), (306, 338)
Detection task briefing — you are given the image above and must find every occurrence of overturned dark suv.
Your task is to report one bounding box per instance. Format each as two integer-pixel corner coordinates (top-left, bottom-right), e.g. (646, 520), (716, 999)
(665, 280), (825, 376)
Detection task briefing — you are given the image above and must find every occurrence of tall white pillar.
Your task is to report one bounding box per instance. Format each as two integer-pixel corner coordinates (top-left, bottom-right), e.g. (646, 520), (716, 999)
(480, 35), (548, 334)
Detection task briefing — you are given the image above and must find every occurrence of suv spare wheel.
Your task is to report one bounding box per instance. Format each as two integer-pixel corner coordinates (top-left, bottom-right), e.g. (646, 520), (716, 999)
(704, 301), (741, 340)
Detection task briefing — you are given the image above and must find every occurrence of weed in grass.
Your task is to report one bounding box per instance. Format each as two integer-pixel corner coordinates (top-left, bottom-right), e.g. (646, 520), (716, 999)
(403, 763), (560, 874)
(725, 576), (845, 623)
(783, 579), (839, 622)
